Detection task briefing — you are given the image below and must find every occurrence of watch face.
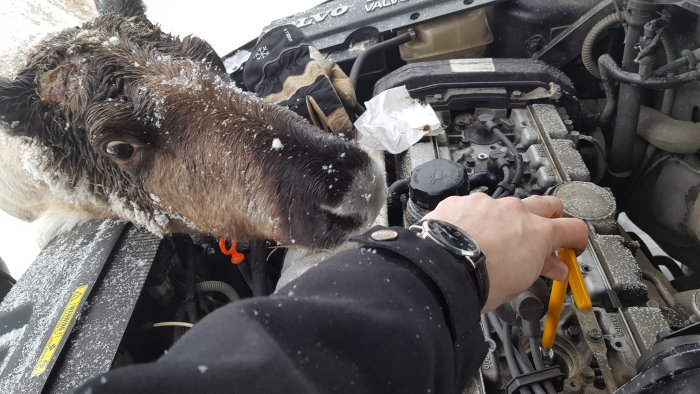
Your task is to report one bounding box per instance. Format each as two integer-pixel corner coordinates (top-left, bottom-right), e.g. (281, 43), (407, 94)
(425, 220), (480, 255)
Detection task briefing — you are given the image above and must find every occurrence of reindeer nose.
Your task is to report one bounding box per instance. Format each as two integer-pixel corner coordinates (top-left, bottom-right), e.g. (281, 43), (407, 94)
(282, 147), (385, 249)
(308, 153), (386, 247)
(321, 155), (385, 221)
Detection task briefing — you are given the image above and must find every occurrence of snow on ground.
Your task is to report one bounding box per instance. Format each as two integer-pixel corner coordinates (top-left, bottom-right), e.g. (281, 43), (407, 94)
(0, 0), (321, 279)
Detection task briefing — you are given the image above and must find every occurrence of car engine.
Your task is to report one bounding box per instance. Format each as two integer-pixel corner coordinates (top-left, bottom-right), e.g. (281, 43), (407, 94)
(2, 0), (700, 393)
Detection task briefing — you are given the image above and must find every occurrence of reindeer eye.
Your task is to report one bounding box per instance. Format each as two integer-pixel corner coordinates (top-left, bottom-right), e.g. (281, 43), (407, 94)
(105, 140), (135, 160)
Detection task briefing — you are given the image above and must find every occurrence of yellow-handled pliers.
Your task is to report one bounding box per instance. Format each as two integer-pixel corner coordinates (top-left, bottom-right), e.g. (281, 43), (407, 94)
(541, 248), (592, 349)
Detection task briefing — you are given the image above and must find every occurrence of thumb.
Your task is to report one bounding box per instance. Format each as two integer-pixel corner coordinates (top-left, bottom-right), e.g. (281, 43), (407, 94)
(541, 254), (568, 282)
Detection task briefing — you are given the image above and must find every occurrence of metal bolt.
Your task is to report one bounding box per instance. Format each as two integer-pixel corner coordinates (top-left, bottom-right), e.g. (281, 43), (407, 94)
(622, 240), (640, 252)
(485, 338), (497, 352)
(478, 113), (494, 123)
(456, 120), (468, 129)
(512, 90), (522, 97)
(565, 326), (581, 339)
(563, 119), (574, 131)
(541, 346), (553, 363)
(465, 156), (476, 167)
(588, 329), (603, 342)
(477, 153), (489, 161)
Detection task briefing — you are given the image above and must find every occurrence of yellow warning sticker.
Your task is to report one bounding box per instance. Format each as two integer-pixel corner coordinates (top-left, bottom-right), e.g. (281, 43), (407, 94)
(31, 284), (88, 377)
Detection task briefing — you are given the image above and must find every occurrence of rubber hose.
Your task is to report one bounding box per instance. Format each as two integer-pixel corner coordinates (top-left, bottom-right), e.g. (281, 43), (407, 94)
(467, 171), (499, 191)
(196, 280), (240, 303)
(599, 52), (700, 124)
(582, 12), (676, 81)
(387, 178), (409, 227)
(582, 12), (626, 79)
(349, 30), (415, 89)
(599, 54), (700, 89)
(173, 237), (200, 324)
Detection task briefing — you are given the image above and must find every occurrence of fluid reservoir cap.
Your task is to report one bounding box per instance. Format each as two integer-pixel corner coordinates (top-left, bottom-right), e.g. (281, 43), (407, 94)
(551, 181), (616, 221)
(409, 158), (470, 210)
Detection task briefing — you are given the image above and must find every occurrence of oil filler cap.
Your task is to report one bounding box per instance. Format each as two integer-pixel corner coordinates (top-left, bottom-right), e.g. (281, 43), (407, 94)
(409, 158), (470, 210)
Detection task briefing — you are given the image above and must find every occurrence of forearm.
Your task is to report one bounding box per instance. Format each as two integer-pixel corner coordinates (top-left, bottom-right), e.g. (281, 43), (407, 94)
(77, 227), (486, 394)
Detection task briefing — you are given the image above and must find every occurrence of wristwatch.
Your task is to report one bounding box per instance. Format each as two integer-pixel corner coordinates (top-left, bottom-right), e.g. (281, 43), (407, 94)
(409, 219), (489, 309)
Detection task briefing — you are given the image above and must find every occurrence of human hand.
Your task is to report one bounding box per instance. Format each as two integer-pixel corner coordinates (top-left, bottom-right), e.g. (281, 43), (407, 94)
(422, 193), (589, 313)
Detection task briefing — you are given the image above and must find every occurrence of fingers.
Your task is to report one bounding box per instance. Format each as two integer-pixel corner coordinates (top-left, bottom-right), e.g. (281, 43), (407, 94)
(541, 254), (569, 281)
(550, 217), (589, 253)
(521, 195), (564, 218)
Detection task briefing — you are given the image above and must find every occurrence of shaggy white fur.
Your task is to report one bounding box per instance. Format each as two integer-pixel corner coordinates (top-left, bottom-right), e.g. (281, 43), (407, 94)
(0, 0), (102, 250)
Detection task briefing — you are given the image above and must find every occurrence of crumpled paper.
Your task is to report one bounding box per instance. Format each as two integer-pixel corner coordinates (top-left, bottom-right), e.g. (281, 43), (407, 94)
(354, 86), (443, 154)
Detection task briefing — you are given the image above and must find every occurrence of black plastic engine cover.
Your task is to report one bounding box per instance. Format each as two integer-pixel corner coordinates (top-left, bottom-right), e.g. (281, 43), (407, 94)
(373, 58), (578, 114)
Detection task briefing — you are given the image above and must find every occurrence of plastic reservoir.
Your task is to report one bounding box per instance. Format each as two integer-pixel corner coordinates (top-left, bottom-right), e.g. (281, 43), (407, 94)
(399, 8), (493, 63)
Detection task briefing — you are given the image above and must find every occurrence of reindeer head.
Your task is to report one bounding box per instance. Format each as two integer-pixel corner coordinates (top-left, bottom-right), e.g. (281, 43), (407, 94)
(0, 0), (385, 248)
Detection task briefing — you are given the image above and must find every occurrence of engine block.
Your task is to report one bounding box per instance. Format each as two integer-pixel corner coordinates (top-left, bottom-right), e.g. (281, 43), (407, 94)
(393, 103), (683, 393)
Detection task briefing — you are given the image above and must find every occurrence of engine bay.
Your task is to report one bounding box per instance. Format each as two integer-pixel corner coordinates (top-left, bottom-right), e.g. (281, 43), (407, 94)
(2, 0), (700, 392)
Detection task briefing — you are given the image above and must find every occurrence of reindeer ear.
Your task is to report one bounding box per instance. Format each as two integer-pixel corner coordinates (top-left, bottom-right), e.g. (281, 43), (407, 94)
(37, 64), (77, 104)
(0, 75), (39, 134)
(94, 0), (147, 18)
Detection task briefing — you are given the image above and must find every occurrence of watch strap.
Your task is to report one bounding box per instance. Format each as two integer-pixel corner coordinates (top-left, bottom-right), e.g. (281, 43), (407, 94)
(471, 254), (489, 310)
(410, 220), (489, 310)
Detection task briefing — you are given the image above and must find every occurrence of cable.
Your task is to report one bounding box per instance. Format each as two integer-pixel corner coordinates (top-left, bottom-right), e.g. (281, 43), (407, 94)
(582, 12), (676, 80)
(487, 314), (533, 394)
(153, 321), (194, 328)
(653, 48), (699, 77)
(511, 331), (547, 394)
(492, 166), (511, 199)
(492, 127), (523, 189)
(530, 337), (545, 370)
(185, 246), (199, 323)
(582, 12), (626, 79)
(658, 33), (679, 115)
(349, 30), (416, 89)
(196, 280), (240, 303)
(530, 337), (557, 394)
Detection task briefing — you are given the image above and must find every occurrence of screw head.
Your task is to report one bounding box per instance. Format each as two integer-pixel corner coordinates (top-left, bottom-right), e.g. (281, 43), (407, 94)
(588, 328), (603, 342)
(478, 113), (494, 123)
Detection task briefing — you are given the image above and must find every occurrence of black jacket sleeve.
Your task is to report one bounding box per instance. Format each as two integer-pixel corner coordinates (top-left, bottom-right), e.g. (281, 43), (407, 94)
(76, 226), (487, 394)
